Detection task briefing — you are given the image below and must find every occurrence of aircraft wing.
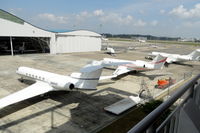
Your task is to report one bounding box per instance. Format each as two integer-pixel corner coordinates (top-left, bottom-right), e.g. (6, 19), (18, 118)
(99, 75), (117, 80)
(166, 55), (176, 63)
(0, 81), (54, 109)
(112, 64), (152, 76)
(113, 66), (132, 76)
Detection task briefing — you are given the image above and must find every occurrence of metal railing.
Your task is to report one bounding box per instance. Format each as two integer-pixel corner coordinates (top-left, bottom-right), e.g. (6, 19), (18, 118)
(128, 74), (200, 133)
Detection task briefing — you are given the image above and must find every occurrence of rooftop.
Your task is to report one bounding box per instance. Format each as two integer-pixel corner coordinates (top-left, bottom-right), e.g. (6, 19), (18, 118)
(0, 9), (24, 24)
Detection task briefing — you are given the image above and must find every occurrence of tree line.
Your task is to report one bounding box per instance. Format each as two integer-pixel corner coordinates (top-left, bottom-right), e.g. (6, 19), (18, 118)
(102, 33), (180, 41)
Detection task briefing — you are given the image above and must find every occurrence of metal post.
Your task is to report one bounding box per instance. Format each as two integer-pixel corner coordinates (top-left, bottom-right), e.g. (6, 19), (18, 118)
(10, 36), (14, 56)
(51, 110), (54, 129)
(146, 124), (156, 133)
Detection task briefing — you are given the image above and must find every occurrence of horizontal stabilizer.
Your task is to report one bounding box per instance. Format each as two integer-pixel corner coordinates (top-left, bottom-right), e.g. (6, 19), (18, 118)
(0, 81), (54, 109)
(100, 75), (117, 80)
(80, 61), (103, 73)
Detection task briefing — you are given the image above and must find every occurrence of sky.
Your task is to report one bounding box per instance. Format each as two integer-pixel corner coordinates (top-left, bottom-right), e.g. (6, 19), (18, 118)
(1, 0), (200, 38)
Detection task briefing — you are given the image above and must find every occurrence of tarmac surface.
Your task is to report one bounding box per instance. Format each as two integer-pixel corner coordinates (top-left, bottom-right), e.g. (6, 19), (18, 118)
(0, 40), (200, 133)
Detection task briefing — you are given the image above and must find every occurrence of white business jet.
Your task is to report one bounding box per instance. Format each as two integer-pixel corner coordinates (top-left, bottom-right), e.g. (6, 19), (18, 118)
(149, 49), (200, 63)
(103, 54), (167, 76)
(138, 39), (146, 43)
(106, 47), (116, 56)
(0, 61), (114, 109)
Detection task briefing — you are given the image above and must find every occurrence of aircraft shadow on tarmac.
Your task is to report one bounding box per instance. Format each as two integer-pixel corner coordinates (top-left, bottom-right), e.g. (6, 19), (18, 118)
(164, 62), (194, 68)
(111, 71), (170, 81)
(18, 78), (36, 85)
(0, 87), (137, 133)
(98, 82), (115, 86)
(103, 67), (116, 71)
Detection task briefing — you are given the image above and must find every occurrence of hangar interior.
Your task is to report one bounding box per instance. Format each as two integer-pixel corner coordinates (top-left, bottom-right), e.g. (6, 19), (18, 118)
(0, 37), (50, 55)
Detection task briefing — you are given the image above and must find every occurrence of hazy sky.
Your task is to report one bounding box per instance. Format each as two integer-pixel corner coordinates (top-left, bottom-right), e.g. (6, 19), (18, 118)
(1, 0), (200, 38)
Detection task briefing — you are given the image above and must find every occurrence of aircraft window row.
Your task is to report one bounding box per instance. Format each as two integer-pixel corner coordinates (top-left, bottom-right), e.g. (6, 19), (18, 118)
(25, 73), (45, 80)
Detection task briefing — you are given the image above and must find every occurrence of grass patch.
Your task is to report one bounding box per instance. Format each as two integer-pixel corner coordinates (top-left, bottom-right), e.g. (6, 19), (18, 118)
(108, 38), (135, 42)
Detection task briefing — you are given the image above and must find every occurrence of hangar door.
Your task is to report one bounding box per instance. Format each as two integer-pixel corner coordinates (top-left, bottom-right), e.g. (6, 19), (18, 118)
(0, 37), (50, 55)
(56, 36), (101, 53)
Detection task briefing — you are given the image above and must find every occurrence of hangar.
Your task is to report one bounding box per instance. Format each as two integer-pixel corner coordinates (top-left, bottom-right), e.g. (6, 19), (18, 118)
(0, 9), (102, 55)
(55, 30), (101, 54)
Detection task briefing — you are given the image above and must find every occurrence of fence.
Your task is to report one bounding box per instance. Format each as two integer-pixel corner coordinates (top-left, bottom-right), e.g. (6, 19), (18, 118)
(127, 73), (200, 133)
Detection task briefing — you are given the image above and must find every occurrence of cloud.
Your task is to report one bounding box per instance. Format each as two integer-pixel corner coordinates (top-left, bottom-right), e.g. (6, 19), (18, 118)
(150, 20), (158, 26)
(93, 9), (104, 16)
(134, 19), (146, 26)
(169, 3), (200, 19)
(139, 10), (145, 14)
(80, 11), (89, 17)
(37, 13), (67, 24)
(182, 21), (200, 27)
(33, 9), (162, 34)
(75, 11), (92, 23)
(99, 12), (146, 26)
(160, 9), (165, 14)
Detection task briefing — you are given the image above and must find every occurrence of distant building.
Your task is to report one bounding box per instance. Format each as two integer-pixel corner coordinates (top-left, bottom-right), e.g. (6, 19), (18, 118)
(0, 9), (101, 55)
(178, 38), (195, 42)
(132, 37), (147, 43)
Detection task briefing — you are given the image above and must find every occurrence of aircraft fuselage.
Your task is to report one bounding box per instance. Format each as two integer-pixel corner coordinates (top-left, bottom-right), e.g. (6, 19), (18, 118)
(16, 67), (76, 90)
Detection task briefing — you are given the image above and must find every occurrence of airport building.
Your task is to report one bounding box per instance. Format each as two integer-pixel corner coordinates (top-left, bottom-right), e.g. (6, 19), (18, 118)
(0, 9), (102, 55)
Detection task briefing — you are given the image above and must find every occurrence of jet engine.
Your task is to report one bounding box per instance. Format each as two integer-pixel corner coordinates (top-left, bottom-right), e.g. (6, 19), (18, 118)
(48, 76), (75, 90)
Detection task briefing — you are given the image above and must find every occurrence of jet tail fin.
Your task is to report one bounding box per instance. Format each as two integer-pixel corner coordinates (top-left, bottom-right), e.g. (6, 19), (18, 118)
(188, 49), (200, 60)
(70, 61), (105, 90)
(151, 54), (167, 69)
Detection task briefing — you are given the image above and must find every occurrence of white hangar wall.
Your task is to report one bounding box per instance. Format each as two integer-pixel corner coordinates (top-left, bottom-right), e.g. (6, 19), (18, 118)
(55, 30), (102, 53)
(0, 18), (57, 54)
(0, 9), (56, 54)
(0, 18), (54, 37)
(0, 9), (102, 55)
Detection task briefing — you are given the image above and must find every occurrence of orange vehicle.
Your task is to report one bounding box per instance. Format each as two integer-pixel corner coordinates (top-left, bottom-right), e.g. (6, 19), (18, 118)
(155, 77), (175, 89)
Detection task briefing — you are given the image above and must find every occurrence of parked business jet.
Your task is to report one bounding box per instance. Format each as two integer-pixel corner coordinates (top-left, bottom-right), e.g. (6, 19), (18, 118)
(106, 47), (116, 56)
(138, 39), (146, 43)
(103, 54), (167, 76)
(149, 49), (200, 64)
(0, 61), (114, 109)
